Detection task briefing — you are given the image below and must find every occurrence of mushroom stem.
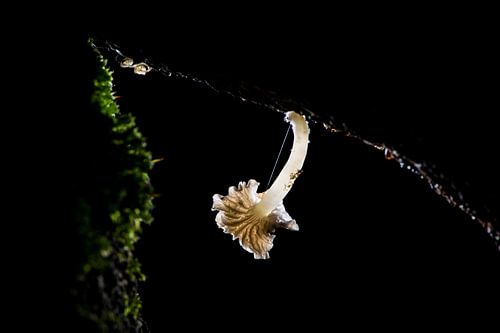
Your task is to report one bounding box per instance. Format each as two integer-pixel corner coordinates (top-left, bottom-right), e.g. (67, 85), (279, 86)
(255, 111), (310, 216)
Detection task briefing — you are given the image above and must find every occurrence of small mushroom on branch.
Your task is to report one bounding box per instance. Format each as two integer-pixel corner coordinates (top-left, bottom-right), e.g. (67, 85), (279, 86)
(212, 111), (310, 259)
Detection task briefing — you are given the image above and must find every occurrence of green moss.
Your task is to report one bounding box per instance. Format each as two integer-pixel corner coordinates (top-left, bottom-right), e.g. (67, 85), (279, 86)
(74, 40), (154, 332)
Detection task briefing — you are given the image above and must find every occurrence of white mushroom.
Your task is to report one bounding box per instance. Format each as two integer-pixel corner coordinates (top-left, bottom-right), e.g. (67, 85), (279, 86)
(119, 57), (152, 75)
(120, 57), (135, 68)
(212, 111), (310, 259)
(132, 63), (152, 75)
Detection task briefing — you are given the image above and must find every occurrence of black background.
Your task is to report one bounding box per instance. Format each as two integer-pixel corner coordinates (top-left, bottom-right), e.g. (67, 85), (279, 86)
(17, 10), (499, 330)
(95, 17), (499, 328)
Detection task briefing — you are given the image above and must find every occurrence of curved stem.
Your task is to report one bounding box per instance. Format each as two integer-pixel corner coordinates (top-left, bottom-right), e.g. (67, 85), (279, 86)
(255, 111), (310, 216)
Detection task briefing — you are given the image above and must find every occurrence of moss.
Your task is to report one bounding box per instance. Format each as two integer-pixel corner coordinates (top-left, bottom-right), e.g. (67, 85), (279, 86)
(73, 40), (154, 332)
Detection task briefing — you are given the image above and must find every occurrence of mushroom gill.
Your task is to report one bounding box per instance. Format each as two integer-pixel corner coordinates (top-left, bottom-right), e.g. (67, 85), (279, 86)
(212, 111), (310, 259)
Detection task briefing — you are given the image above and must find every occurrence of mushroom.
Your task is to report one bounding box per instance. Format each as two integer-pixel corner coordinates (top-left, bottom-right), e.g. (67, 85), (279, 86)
(212, 111), (310, 259)
(119, 57), (152, 75)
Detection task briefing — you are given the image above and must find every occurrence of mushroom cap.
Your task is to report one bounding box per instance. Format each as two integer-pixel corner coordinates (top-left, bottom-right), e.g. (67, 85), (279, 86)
(212, 179), (298, 259)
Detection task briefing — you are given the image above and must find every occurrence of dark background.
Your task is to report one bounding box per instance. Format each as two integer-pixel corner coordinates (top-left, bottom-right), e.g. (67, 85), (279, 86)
(17, 12), (499, 330)
(91, 18), (499, 329)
